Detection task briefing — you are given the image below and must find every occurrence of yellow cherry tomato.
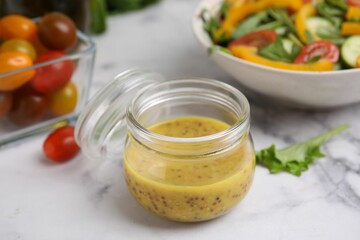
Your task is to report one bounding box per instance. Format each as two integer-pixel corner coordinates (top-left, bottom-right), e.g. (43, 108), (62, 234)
(0, 51), (35, 91)
(0, 15), (38, 41)
(49, 81), (78, 116)
(0, 39), (37, 60)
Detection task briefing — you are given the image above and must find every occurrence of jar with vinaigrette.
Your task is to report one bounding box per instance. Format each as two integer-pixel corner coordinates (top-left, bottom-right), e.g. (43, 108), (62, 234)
(75, 69), (256, 222)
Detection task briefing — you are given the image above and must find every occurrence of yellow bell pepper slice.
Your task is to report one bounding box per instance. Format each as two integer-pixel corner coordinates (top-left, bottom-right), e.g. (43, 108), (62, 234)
(215, 0), (303, 40)
(295, 4), (319, 43)
(229, 45), (334, 71)
(341, 22), (360, 35)
(346, 6), (360, 20)
(357, 56), (360, 68)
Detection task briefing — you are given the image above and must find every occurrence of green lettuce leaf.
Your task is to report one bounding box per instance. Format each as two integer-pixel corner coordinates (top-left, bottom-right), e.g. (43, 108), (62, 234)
(256, 124), (349, 176)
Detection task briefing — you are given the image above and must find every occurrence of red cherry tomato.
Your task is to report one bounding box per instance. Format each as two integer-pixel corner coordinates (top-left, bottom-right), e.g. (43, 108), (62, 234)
(294, 41), (339, 64)
(348, 0), (360, 7)
(38, 12), (77, 50)
(8, 86), (47, 126)
(31, 51), (74, 94)
(43, 126), (80, 163)
(0, 91), (13, 117)
(0, 15), (37, 41)
(228, 30), (277, 49)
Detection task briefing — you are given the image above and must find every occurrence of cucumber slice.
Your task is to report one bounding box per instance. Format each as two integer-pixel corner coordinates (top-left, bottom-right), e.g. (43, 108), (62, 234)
(341, 35), (360, 67)
(306, 17), (338, 38)
(275, 26), (287, 36)
(282, 39), (294, 54)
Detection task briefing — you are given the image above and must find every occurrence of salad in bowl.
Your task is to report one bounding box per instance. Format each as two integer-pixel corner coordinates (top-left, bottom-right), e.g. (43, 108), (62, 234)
(201, 0), (360, 71)
(193, 0), (360, 108)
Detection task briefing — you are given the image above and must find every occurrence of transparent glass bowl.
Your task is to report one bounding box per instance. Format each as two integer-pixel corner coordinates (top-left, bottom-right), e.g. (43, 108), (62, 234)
(0, 30), (96, 147)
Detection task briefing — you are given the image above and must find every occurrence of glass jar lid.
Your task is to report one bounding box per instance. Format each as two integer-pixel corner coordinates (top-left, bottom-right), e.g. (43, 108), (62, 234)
(75, 69), (165, 161)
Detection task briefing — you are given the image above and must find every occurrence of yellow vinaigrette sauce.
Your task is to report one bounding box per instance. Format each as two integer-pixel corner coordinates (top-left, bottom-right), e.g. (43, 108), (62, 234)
(124, 117), (255, 222)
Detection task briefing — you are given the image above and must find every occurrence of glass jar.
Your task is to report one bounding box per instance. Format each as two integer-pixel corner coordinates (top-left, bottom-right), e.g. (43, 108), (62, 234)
(0, 29), (95, 147)
(75, 69), (256, 222)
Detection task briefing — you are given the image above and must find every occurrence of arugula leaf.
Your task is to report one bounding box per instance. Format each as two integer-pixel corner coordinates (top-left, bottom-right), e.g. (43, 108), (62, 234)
(288, 33), (304, 48)
(316, 33), (346, 45)
(232, 11), (269, 39)
(256, 124), (349, 176)
(268, 8), (298, 36)
(305, 30), (315, 43)
(325, 0), (348, 11)
(207, 45), (232, 55)
(255, 21), (284, 31)
(200, 8), (229, 44)
(259, 37), (300, 63)
(316, 2), (345, 28)
(200, 11), (221, 39)
(305, 55), (322, 64)
(219, 1), (230, 18)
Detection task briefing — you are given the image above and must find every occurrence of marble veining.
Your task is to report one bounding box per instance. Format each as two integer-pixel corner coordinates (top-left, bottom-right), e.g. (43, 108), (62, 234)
(0, 0), (360, 239)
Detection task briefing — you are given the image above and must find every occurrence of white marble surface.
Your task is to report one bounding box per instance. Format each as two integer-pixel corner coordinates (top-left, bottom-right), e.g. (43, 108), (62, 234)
(1, 1), (360, 239)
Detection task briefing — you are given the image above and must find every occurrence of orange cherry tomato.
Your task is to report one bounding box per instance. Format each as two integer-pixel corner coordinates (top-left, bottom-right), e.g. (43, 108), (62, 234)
(0, 15), (37, 41)
(49, 81), (78, 116)
(0, 39), (37, 60)
(0, 51), (35, 91)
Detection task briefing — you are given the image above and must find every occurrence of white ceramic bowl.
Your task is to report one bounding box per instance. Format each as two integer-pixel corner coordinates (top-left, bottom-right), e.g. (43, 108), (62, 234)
(192, 0), (360, 109)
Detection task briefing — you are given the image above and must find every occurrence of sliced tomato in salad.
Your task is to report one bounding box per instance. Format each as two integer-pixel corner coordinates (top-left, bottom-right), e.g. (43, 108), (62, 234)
(348, 0), (360, 7)
(294, 41), (339, 64)
(228, 30), (277, 49)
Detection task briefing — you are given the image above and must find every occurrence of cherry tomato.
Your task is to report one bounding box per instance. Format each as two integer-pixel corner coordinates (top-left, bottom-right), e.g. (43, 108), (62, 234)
(38, 12), (77, 50)
(32, 35), (49, 56)
(348, 0), (360, 7)
(8, 86), (47, 126)
(0, 51), (36, 91)
(294, 41), (339, 64)
(0, 15), (37, 41)
(31, 51), (74, 94)
(43, 126), (80, 163)
(0, 91), (13, 117)
(228, 30), (277, 49)
(0, 39), (37, 60)
(49, 81), (78, 116)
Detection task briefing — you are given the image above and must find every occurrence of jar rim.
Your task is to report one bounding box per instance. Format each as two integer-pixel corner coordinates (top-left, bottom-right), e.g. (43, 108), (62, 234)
(126, 78), (250, 144)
